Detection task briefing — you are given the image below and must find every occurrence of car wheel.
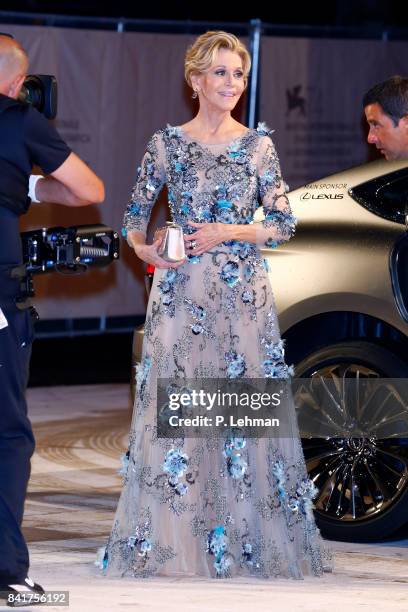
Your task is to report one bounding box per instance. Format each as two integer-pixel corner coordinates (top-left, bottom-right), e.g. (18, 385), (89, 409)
(294, 341), (408, 542)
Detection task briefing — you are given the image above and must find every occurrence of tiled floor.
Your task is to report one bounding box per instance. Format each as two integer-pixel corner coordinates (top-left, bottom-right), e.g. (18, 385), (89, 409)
(3, 384), (406, 611)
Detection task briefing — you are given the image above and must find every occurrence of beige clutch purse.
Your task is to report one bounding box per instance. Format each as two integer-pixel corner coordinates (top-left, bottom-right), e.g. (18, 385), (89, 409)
(156, 222), (186, 262)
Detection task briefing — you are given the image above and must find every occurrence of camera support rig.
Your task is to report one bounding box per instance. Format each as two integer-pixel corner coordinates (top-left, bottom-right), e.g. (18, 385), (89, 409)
(12, 224), (120, 307)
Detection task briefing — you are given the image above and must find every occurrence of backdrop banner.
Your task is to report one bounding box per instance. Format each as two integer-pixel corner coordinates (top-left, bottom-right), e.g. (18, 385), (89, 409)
(1, 24), (406, 319)
(259, 36), (408, 188)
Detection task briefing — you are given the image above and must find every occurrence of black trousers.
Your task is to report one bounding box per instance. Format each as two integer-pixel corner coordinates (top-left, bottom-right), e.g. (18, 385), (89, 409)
(0, 272), (35, 585)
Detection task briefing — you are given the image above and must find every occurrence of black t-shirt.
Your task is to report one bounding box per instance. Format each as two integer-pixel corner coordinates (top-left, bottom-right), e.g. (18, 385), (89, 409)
(0, 94), (71, 265)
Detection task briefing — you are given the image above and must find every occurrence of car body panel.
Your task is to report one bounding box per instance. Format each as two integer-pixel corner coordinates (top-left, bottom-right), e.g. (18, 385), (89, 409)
(255, 159), (408, 336)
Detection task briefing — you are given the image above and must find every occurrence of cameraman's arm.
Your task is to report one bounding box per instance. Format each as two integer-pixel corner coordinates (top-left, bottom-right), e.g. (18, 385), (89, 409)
(35, 152), (105, 207)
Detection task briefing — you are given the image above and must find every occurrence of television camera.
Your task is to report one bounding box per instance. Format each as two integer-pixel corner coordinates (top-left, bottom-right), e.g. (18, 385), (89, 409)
(0, 31), (57, 118)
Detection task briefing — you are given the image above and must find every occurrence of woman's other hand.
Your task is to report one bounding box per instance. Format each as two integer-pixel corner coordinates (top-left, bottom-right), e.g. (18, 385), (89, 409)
(184, 221), (233, 255)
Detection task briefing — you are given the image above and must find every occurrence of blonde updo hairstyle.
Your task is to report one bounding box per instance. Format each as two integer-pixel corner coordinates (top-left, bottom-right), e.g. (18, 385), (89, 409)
(185, 31), (251, 91)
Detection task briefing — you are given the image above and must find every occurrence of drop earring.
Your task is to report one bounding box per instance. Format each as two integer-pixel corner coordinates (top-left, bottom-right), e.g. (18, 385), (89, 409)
(192, 90), (198, 99)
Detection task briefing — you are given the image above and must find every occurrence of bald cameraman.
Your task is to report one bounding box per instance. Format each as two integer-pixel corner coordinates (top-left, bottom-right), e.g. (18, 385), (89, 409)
(0, 34), (104, 600)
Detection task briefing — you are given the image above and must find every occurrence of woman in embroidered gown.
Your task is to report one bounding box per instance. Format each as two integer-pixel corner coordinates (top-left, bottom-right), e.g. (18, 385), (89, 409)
(101, 31), (333, 580)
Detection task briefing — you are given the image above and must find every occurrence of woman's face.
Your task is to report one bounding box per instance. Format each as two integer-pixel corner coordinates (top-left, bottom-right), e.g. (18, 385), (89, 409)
(194, 48), (246, 112)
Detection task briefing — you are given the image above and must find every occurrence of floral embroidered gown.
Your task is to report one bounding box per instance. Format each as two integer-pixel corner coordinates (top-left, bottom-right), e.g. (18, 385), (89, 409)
(101, 123), (333, 579)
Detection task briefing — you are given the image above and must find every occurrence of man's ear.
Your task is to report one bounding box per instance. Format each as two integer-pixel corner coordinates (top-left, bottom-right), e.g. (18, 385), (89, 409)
(8, 73), (25, 99)
(400, 115), (408, 131)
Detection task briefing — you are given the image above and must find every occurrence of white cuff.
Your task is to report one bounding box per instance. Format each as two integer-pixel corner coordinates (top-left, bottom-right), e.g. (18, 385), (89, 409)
(28, 174), (44, 203)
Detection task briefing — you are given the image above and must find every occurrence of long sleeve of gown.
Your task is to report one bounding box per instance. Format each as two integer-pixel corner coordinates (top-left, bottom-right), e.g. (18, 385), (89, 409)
(122, 131), (166, 239)
(255, 133), (297, 248)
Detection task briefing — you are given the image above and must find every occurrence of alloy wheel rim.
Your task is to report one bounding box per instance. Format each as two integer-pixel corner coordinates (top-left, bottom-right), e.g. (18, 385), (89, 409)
(295, 362), (408, 522)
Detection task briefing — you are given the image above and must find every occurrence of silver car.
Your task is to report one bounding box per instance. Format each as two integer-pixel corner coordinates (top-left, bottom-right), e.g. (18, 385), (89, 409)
(132, 158), (408, 542)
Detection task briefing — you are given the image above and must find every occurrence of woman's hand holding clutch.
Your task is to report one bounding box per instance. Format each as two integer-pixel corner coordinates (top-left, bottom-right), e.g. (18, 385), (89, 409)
(153, 227), (166, 244)
(133, 239), (186, 269)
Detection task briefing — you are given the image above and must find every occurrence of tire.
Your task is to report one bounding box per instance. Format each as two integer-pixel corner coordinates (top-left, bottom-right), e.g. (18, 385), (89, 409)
(295, 341), (408, 542)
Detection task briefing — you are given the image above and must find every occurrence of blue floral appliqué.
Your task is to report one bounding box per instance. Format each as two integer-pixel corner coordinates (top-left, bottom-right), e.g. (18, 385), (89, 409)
(127, 535), (152, 557)
(263, 209), (297, 245)
(256, 121), (275, 137)
(162, 449), (190, 497)
(212, 184), (239, 224)
(219, 261), (240, 288)
(227, 142), (247, 164)
(166, 124), (182, 138)
(158, 268), (177, 294)
(261, 339), (294, 379)
(225, 350), (247, 378)
(183, 298), (208, 335)
(241, 541), (254, 567)
(215, 202), (236, 224)
(258, 170), (276, 191)
(272, 459), (287, 502)
(271, 458), (319, 527)
(163, 448), (188, 478)
(230, 241), (254, 260)
(243, 262), (255, 282)
(295, 478), (319, 520)
(223, 434), (248, 480)
(158, 268), (187, 315)
(187, 254), (202, 264)
(207, 526), (235, 577)
(241, 289), (254, 304)
(135, 355), (152, 397)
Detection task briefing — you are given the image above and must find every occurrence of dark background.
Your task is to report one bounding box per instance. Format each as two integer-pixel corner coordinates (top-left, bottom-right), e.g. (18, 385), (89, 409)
(2, 0), (408, 27)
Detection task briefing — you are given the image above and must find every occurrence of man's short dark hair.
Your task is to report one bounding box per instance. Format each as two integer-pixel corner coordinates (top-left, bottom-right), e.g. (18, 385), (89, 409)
(363, 76), (408, 126)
